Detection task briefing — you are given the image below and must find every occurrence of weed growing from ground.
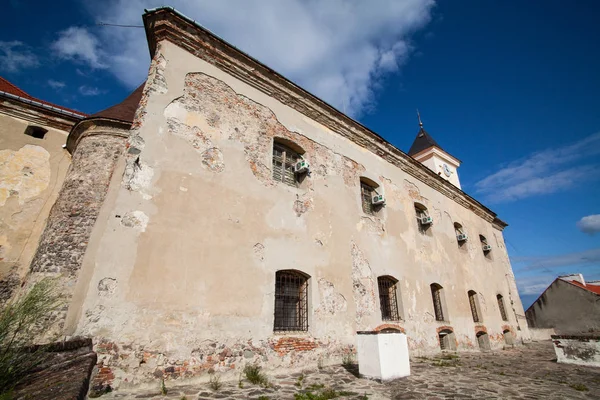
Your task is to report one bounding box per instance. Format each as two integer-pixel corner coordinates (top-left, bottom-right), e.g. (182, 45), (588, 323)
(295, 373), (305, 388)
(160, 379), (167, 395)
(208, 373), (222, 391)
(341, 352), (354, 366)
(244, 363), (269, 387)
(570, 383), (589, 392)
(294, 386), (356, 400)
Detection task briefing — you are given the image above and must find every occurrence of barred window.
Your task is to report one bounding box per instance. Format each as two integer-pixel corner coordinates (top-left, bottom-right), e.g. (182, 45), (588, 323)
(360, 181), (375, 215)
(378, 276), (400, 321)
(274, 270), (309, 331)
(272, 142), (301, 187)
(468, 290), (480, 323)
(431, 283), (444, 321)
(497, 294), (508, 321)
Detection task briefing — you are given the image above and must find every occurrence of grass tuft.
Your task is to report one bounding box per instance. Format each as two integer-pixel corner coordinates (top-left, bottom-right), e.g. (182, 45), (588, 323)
(570, 383), (589, 392)
(208, 373), (222, 391)
(244, 363), (269, 387)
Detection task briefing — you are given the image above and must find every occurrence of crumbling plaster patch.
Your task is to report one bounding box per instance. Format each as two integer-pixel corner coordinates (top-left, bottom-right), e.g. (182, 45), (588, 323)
(350, 241), (376, 328)
(162, 73), (366, 195)
(316, 278), (347, 315)
(120, 211), (149, 232)
(0, 145), (50, 206)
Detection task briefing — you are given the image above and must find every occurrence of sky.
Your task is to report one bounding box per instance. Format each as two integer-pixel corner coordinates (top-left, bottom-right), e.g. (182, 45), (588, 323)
(1, 0), (599, 309)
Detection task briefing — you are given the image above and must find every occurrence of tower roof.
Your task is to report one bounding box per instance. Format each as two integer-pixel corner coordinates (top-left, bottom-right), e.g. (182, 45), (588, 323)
(408, 127), (443, 156)
(91, 83), (145, 124)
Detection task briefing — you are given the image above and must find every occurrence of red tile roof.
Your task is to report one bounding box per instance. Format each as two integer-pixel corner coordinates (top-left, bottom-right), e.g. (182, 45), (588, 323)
(0, 76), (87, 117)
(564, 279), (600, 295)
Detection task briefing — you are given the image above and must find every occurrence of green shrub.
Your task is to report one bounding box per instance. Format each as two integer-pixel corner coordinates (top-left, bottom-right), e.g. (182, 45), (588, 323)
(0, 279), (60, 394)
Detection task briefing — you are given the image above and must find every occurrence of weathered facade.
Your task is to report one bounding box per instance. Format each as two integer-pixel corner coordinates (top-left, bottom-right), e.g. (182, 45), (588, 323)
(526, 274), (600, 335)
(0, 77), (85, 303)
(1, 7), (531, 391)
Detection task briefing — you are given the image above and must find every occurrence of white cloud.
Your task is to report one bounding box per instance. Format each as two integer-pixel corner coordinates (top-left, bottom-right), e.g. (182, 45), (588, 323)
(78, 85), (104, 96)
(0, 41), (39, 73)
(51, 27), (107, 69)
(516, 274), (555, 296)
(47, 79), (66, 89)
(577, 214), (600, 235)
(73, 0), (435, 116)
(475, 132), (600, 203)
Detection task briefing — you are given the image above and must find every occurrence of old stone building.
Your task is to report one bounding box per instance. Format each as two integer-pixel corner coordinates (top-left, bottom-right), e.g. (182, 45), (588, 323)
(1, 7), (530, 390)
(526, 274), (600, 334)
(0, 76), (86, 303)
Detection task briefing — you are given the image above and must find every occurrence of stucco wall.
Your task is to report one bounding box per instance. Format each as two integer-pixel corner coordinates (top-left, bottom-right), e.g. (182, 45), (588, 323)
(0, 112), (70, 302)
(526, 280), (600, 334)
(68, 41), (528, 387)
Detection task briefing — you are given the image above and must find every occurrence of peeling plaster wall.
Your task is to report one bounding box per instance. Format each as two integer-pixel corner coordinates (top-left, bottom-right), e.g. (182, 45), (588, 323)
(0, 112), (70, 303)
(71, 41), (529, 388)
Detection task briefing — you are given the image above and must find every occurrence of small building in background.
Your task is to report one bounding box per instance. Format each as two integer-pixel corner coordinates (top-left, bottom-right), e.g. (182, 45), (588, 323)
(526, 274), (600, 334)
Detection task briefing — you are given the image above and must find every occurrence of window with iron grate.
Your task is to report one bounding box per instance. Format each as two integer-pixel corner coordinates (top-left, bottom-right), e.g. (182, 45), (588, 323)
(431, 283), (444, 321)
(360, 181), (375, 215)
(274, 270), (309, 331)
(497, 294), (508, 321)
(378, 276), (400, 321)
(468, 290), (480, 323)
(272, 142), (301, 187)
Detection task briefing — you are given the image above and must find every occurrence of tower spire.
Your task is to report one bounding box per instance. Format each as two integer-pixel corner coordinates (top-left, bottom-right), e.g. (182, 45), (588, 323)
(417, 109), (423, 128)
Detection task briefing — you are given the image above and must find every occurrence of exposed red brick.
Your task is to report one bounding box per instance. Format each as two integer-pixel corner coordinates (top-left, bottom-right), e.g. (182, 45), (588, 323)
(474, 325), (488, 334)
(374, 323), (406, 333)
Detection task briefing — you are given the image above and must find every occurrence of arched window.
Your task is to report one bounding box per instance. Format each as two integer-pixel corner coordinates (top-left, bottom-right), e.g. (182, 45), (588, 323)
(272, 139), (306, 187)
(497, 294), (508, 321)
(415, 203), (432, 232)
(430, 283), (445, 321)
(359, 177), (383, 215)
(378, 276), (400, 321)
(454, 222), (467, 245)
(480, 235), (491, 255)
(468, 290), (481, 323)
(274, 270), (309, 331)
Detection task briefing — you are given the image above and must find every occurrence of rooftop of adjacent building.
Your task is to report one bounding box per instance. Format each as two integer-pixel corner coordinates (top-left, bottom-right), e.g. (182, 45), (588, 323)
(0, 76), (88, 118)
(559, 274), (600, 295)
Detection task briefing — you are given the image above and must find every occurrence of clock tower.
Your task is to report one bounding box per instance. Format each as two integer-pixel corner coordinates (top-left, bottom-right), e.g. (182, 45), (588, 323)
(408, 115), (462, 189)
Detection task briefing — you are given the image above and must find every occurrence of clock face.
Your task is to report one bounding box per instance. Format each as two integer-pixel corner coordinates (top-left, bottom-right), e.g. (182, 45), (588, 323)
(443, 164), (451, 177)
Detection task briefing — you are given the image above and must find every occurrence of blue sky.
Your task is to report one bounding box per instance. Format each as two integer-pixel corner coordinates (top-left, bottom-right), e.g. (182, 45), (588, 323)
(1, 0), (599, 309)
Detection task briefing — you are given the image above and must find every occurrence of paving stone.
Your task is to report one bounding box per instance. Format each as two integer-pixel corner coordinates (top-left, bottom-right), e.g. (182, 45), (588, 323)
(100, 341), (600, 399)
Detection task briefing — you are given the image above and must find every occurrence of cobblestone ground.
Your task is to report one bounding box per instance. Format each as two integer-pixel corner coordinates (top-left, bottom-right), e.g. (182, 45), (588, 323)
(103, 341), (600, 399)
